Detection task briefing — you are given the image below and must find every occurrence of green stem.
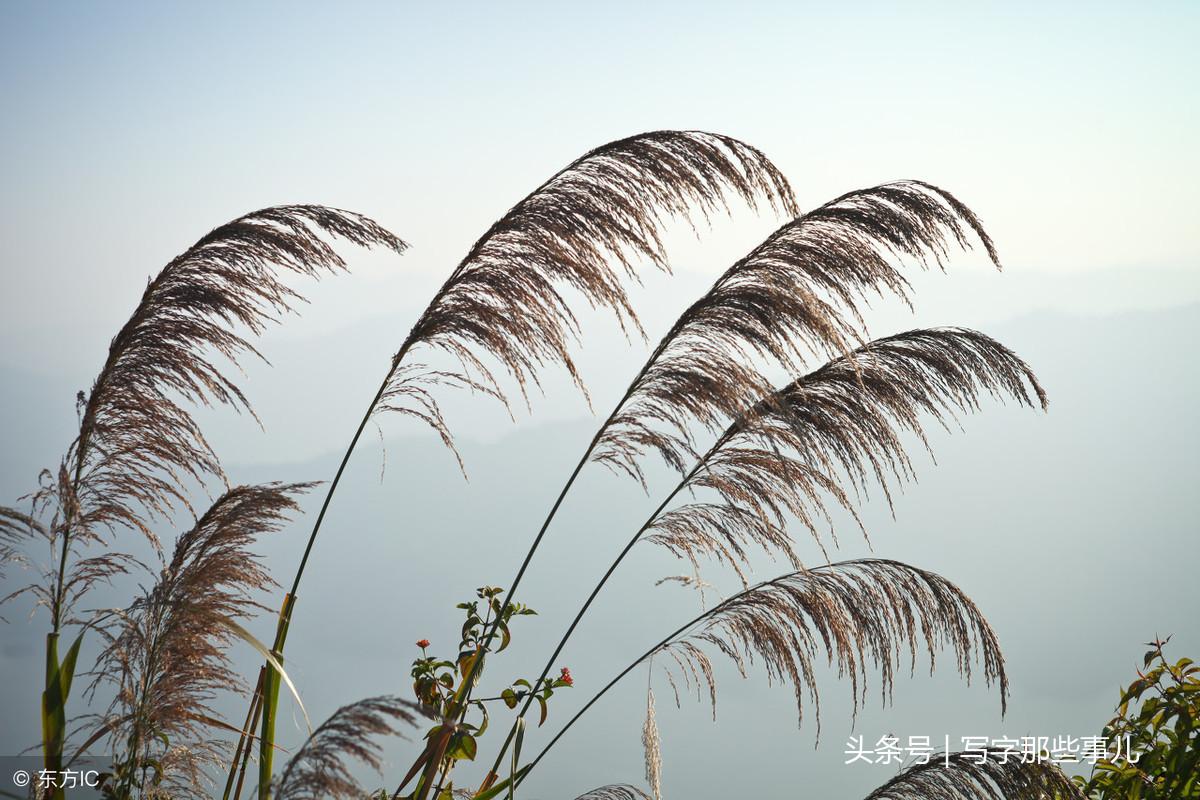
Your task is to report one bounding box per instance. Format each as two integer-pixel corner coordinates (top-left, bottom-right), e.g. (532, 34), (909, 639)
(245, 344), (411, 799)
(483, 462), (699, 778)
(408, 375), (645, 800)
(520, 571), (795, 781)
(446, 381), (640, 730)
(42, 448), (90, 800)
(453, 298), (706, 721)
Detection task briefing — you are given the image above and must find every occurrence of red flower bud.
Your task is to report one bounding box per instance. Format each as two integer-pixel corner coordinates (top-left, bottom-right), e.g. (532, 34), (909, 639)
(417, 639), (431, 649)
(559, 666), (573, 686)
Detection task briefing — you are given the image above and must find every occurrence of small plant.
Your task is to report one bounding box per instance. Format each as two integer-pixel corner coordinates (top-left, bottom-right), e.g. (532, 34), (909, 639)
(395, 587), (572, 799)
(1074, 637), (1200, 800)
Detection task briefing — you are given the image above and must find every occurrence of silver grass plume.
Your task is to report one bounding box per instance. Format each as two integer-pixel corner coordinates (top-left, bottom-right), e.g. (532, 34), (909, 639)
(26, 206), (404, 628)
(573, 787), (652, 800)
(90, 483), (312, 798)
(72, 206), (405, 539)
(274, 696), (422, 800)
(0, 505), (40, 581)
(255, 133), (794, 798)
(490, 329), (1042, 781)
(642, 685), (663, 800)
(861, 750), (1082, 800)
(592, 181), (1002, 485)
(644, 328), (1047, 576)
(373, 131), (797, 460)
(652, 559), (1007, 737)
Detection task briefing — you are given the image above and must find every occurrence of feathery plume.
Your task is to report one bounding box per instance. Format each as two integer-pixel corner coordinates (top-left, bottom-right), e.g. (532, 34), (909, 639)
(574, 787), (652, 800)
(91, 483), (312, 797)
(274, 696), (422, 800)
(0, 505), (41, 580)
(20, 206), (403, 634)
(69, 206), (405, 544)
(592, 181), (1002, 485)
(862, 750), (1082, 800)
(654, 559), (1007, 737)
(373, 131), (796, 453)
(644, 328), (1047, 575)
(641, 686), (663, 800)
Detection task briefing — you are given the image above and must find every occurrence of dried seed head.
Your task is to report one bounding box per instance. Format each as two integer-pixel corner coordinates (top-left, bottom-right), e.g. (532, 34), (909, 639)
(642, 687), (663, 800)
(275, 695), (423, 800)
(593, 181), (1005, 486)
(654, 559), (1008, 740)
(90, 483), (312, 796)
(863, 749), (1082, 800)
(72, 206), (405, 543)
(374, 131), (796, 462)
(644, 328), (1047, 576)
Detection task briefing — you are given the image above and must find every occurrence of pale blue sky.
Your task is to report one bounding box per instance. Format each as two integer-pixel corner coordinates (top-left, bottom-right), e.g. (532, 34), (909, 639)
(2, 1), (1198, 375)
(1, 3), (1198, 798)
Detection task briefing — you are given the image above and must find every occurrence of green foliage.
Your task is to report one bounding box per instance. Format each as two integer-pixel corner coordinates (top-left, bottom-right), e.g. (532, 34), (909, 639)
(1075, 638), (1200, 800)
(398, 586), (571, 799)
(41, 631), (83, 800)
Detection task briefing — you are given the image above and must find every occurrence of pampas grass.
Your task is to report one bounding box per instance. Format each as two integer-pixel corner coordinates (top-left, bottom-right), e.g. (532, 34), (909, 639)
(862, 749), (1084, 800)
(0, 131), (1076, 800)
(274, 696), (422, 800)
(592, 181), (1003, 484)
(243, 131), (799, 799)
(90, 483), (311, 798)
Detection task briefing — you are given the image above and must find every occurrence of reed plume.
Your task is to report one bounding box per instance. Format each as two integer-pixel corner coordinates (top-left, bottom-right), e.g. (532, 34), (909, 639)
(68, 206), (404, 544)
(258, 133), (797, 799)
(34, 205), (404, 630)
(641, 686), (662, 800)
(373, 131), (797, 454)
(527, 558), (1007, 778)
(861, 750), (1082, 800)
(656, 559), (1007, 733)
(592, 181), (1002, 485)
(645, 327), (1047, 575)
(274, 696), (421, 800)
(90, 483), (311, 798)
(485, 181), (1028, 774)
(573, 787), (651, 800)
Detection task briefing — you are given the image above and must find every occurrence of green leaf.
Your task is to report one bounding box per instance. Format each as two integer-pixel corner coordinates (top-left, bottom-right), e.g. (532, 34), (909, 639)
(501, 689), (518, 709)
(217, 611), (307, 800)
(508, 717), (526, 800)
(470, 766), (531, 800)
(476, 702), (490, 736)
(450, 732), (477, 761)
(57, 632), (83, 703)
(536, 696), (548, 727)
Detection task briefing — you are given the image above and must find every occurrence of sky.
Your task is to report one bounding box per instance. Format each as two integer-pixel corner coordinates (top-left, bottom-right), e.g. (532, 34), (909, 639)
(1, 2), (1198, 799)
